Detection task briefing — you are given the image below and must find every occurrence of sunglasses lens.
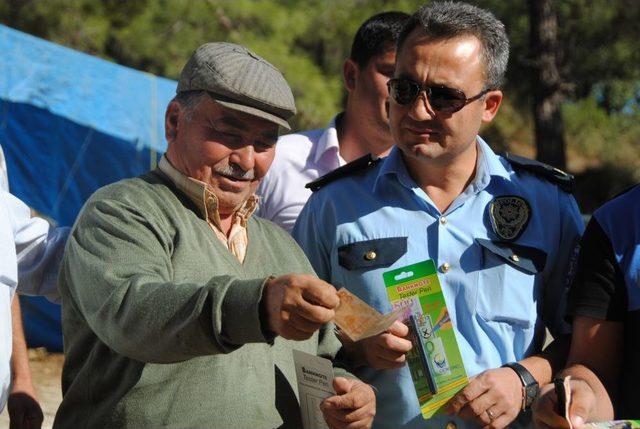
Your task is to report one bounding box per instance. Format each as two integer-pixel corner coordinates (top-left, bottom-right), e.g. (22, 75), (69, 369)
(390, 80), (419, 105)
(428, 86), (466, 112)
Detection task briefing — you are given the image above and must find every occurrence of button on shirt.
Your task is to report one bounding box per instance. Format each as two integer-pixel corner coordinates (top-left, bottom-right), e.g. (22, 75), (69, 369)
(293, 138), (584, 429)
(257, 115), (346, 232)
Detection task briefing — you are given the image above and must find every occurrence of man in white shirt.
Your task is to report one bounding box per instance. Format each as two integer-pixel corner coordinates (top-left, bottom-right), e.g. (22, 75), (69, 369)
(0, 146), (67, 428)
(257, 11), (409, 231)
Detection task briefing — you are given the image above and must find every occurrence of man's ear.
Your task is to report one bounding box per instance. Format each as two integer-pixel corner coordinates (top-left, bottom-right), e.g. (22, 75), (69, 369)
(165, 101), (181, 144)
(481, 90), (503, 123)
(343, 58), (359, 92)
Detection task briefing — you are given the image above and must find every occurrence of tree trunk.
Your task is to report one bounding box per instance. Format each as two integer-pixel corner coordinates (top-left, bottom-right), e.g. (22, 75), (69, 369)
(529, 0), (566, 169)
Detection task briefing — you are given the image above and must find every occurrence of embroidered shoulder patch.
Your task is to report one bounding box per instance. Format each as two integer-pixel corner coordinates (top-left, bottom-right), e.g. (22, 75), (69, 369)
(488, 196), (531, 241)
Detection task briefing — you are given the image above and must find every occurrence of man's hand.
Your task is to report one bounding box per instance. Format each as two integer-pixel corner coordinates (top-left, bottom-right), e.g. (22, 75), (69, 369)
(8, 380), (44, 429)
(533, 379), (596, 429)
(360, 321), (412, 369)
(262, 274), (339, 340)
(446, 367), (522, 429)
(321, 378), (376, 429)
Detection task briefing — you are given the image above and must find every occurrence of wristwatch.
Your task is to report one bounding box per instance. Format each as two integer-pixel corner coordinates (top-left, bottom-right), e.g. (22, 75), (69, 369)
(501, 362), (539, 411)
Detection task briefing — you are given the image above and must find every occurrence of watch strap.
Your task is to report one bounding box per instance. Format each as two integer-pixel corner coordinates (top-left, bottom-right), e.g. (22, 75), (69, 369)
(501, 362), (539, 410)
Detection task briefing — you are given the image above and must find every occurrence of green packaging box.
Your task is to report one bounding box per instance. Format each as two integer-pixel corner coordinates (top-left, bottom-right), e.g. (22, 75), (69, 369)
(383, 259), (468, 419)
(586, 421), (640, 429)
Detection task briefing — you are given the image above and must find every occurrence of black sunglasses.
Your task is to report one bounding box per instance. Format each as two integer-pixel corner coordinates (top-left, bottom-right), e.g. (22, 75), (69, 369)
(387, 78), (491, 113)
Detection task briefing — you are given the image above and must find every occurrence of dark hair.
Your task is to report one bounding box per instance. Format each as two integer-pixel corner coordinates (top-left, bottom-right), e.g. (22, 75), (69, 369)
(397, 1), (509, 89)
(349, 11), (411, 68)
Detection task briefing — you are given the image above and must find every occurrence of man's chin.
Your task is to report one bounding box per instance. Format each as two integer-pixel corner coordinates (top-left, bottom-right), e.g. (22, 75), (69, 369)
(399, 141), (443, 160)
(216, 185), (257, 210)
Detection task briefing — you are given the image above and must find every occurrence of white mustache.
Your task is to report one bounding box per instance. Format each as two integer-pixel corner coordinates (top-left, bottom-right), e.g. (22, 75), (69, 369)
(214, 164), (255, 181)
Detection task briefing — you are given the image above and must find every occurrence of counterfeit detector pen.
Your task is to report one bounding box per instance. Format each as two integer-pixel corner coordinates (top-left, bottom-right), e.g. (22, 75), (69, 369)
(409, 314), (438, 395)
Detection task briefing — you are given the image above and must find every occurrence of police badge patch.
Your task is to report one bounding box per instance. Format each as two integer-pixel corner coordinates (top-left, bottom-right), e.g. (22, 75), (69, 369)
(488, 196), (531, 241)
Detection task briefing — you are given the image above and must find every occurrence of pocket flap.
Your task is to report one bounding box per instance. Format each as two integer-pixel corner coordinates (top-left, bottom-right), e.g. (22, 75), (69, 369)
(338, 237), (407, 271)
(476, 238), (547, 274)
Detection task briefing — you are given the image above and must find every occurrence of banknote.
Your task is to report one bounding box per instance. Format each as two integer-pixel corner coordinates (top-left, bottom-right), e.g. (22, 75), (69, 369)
(555, 376), (573, 429)
(555, 376), (639, 429)
(333, 288), (406, 341)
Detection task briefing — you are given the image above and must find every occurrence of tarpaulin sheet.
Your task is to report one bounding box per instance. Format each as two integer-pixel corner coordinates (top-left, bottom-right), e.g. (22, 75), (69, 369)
(0, 24), (177, 350)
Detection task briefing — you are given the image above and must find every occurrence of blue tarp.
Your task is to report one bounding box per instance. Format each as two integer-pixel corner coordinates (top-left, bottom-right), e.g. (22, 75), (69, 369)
(0, 24), (176, 351)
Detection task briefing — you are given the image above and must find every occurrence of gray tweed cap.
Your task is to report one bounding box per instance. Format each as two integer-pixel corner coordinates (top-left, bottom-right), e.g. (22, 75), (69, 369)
(177, 42), (296, 130)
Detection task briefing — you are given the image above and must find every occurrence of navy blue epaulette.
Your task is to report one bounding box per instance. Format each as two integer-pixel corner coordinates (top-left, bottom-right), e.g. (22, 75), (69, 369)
(504, 153), (575, 193)
(306, 153), (381, 192)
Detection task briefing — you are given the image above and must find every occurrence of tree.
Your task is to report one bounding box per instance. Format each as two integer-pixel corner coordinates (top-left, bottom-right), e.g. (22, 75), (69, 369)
(528, 0), (566, 169)
(1, 0), (638, 182)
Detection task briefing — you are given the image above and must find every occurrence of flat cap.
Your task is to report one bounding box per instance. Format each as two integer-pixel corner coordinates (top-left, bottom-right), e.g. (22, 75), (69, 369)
(177, 42), (296, 129)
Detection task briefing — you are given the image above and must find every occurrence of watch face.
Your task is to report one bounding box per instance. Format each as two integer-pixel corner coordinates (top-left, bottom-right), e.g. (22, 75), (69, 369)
(525, 382), (539, 407)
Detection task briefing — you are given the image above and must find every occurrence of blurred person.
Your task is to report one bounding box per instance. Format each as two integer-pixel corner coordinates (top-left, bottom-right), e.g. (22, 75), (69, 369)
(533, 185), (640, 428)
(2, 146), (41, 429)
(293, 2), (583, 428)
(257, 11), (409, 232)
(8, 299), (43, 429)
(0, 145), (67, 428)
(54, 42), (375, 429)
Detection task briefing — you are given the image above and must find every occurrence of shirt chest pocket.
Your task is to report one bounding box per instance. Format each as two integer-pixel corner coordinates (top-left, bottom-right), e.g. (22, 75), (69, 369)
(475, 238), (547, 329)
(336, 237), (408, 310)
(338, 237), (408, 271)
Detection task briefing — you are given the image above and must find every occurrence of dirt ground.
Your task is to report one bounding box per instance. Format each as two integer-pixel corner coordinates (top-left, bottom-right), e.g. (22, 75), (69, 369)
(0, 349), (63, 429)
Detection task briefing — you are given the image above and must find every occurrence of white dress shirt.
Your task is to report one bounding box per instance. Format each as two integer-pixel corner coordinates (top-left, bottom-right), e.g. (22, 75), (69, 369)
(0, 190), (49, 408)
(256, 115), (346, 232)
(0, 148), (67, 410)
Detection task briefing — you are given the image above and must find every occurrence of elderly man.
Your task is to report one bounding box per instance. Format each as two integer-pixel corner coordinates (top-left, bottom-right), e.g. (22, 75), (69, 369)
(53, 43), (375, 429)
(293, 2), (583, 428)
(257, 11), (409, 232)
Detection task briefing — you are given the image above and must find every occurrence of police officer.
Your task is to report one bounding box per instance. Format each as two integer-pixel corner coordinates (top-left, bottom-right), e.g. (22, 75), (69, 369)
(533, 184), (640, 428)
(293, 2), (584, 428)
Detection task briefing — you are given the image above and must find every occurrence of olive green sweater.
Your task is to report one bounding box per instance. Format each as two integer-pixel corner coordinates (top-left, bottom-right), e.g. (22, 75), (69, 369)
(54, 170), (347, 429)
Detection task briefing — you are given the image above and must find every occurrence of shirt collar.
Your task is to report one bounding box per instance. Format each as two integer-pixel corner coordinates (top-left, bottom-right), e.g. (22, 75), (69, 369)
(373, 145), (414, 193)
(474, 136), (511, 190)
(158, 155), (258, 231)
(311, 114), (343, 165)
(373, 136), (511, 194)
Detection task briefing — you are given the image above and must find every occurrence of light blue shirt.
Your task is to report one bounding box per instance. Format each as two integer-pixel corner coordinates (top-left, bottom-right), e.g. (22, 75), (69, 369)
(293, 138), (584, 429)
(593, 185), (640, 309)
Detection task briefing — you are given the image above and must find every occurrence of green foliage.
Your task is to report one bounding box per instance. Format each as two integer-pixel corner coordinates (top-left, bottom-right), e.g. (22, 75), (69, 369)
(563, 97), (640, 171)
(1, 0), (638, 177)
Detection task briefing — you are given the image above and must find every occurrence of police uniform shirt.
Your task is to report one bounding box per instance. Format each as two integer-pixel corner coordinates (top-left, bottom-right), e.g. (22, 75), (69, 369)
(567, 184), (640, 418)
(293, 138), (584, 429)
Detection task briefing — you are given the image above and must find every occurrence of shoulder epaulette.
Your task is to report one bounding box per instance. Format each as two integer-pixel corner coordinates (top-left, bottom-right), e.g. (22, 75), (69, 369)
(305, 153), (381, 192)
(504, 152), (575, 193)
